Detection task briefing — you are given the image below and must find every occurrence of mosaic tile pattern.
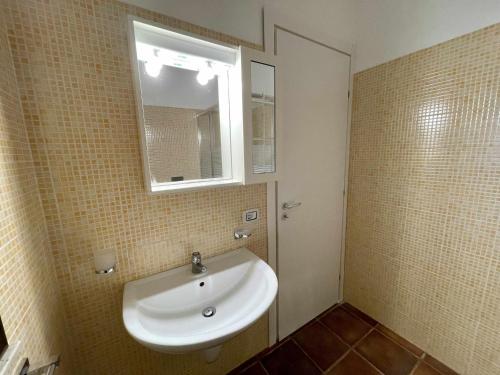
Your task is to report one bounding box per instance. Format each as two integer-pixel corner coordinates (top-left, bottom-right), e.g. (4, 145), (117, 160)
(345, 24), (500, 375)
(0, 9), (67, 373)
(143, 106), (202, 183)
(3, 0), (266, 374)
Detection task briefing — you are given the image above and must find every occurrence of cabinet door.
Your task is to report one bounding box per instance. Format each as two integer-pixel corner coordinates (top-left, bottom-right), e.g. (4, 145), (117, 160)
(241, 47), (279, 184)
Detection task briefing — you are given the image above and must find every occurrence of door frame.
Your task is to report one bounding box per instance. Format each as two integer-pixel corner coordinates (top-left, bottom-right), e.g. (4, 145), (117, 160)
(262, 6), (355, 346)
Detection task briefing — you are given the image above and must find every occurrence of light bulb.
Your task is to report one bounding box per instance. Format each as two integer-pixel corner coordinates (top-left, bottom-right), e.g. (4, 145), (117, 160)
(145, 59), (162, 78)
(196, 70), (210, 85)
(196, 61), (215, 86)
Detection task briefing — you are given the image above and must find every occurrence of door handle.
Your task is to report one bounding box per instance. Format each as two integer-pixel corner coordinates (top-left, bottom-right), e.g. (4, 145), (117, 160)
(282, 201), (302, 210)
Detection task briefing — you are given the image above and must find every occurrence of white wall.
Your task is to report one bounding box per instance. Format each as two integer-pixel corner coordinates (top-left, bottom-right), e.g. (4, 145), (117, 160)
(354, 0), (500, 72)
(120, 0), (358, 49)
(140, 63), (219, 109)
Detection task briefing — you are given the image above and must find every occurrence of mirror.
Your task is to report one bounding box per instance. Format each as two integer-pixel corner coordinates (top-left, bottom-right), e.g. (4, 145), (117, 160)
(139, 64), (225, 183)
(251, 62), (275, 174)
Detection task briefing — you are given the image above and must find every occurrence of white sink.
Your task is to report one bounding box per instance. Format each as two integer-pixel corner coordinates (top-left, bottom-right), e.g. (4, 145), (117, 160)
(122, 248), (277, 358)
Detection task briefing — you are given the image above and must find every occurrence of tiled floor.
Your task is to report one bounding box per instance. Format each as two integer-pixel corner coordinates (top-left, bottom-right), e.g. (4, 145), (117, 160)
(229, 303), (458, 375)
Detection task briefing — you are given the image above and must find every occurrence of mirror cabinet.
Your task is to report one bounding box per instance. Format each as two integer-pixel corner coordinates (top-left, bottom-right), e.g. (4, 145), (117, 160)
(129, 18), (278, 193)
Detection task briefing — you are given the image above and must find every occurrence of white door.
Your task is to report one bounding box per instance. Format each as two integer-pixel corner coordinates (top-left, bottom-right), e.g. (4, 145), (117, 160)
(276, 28), (350, 339)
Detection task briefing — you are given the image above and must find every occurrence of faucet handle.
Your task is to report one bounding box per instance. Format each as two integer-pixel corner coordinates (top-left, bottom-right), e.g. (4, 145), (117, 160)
(191, 252), (207, 274)
(192, 251), (201, 263)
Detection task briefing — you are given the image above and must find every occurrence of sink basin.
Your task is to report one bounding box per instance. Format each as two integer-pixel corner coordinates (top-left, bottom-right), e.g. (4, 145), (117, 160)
(122, 248), (278, 356)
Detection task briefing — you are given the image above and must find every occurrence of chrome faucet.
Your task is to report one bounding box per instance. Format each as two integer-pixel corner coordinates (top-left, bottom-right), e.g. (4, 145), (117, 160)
(191, 252), (207, 274)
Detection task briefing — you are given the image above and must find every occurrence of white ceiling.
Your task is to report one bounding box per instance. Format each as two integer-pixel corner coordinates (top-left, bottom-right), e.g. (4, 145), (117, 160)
(354, 0), (500, 72)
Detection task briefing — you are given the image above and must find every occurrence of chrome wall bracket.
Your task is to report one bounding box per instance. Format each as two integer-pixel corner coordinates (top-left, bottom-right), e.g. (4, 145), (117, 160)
(95, 265), (116, 275)
(234, 228), (252, 239)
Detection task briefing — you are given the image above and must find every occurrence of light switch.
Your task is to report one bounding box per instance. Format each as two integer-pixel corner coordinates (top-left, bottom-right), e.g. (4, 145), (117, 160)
(243, 209), (259, 223)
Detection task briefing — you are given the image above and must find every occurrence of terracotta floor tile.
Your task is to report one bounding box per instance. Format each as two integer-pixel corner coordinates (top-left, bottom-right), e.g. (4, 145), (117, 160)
(423, 355), (459, 375)
(238, 362), (268, 375)
(230, 304), (443, 375)
(316, 303), (342, 320)
(228, 359), (261, 374)
(293, 321), (349, 370)
(326, 351), (380, 375)
(413, 361), (442, 375)
(377, 324), (424, 357)
(261, 340), (321, 375)
(355, 330), (417, 375)
(341, 303), (378, 326)
(321, 306), (372, 345)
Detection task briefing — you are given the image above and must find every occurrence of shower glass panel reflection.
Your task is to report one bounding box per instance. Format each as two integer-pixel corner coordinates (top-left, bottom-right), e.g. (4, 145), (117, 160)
(196, 109), (222, 179)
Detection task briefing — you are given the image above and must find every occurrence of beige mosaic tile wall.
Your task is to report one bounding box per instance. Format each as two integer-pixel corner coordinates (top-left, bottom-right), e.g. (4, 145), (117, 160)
(3, 0), (267, 374)
(0, 9), (67, 373)
(143, 106), (201, 183)
(345, 24), (500, 375)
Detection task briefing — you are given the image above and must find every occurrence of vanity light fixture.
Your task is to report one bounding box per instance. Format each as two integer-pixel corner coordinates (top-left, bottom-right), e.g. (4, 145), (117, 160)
(144, 49), (163, 77)
(136, 42), (228, 82)
(196, 61), (215, 86)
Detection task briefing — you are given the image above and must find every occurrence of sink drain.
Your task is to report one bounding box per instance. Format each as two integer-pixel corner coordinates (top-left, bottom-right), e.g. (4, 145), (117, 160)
(202, 306), (216, 318)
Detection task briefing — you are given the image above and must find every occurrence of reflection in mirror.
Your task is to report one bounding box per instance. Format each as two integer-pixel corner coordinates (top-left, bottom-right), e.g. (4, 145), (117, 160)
(251, 62), (275, 174)
(139, 64), (224, 184)
(196, 109), (222, 178)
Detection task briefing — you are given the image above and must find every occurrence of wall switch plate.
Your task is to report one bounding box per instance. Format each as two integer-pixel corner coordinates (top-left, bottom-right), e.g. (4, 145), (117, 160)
(242, 209), (259, 223)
